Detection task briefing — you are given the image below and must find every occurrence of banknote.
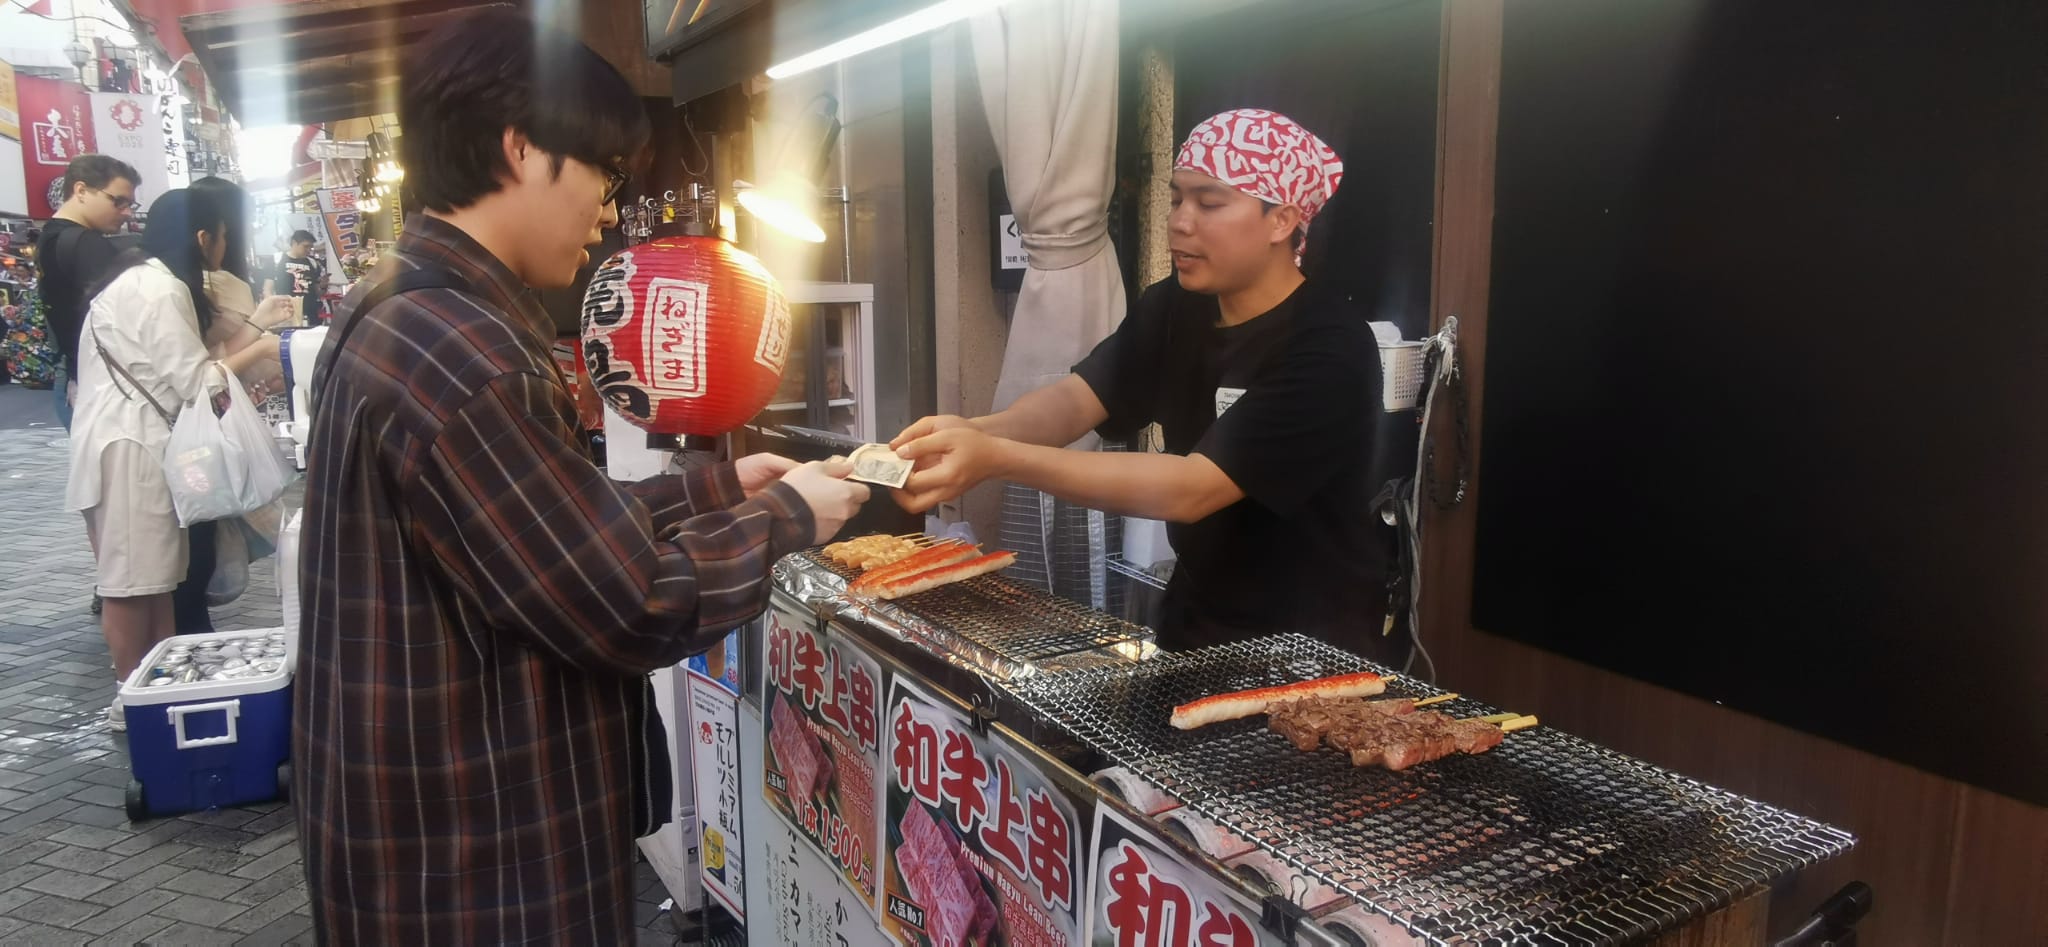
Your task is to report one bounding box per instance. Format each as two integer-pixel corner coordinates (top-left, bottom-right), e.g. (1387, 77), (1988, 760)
(846, 443), (913, 489)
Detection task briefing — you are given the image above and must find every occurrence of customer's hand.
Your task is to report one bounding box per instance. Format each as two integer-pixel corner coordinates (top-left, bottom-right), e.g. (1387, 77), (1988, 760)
(779, 459), (871, 544)
(251, 295), (297, 330)
(735, 453), (800, 498)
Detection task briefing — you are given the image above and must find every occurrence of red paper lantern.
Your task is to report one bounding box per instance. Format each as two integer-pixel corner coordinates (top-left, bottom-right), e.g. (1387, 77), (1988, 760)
(580, 235), (793, 435)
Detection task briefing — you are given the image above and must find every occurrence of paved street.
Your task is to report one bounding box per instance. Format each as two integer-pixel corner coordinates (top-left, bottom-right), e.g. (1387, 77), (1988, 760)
(0, 385), (694, 945)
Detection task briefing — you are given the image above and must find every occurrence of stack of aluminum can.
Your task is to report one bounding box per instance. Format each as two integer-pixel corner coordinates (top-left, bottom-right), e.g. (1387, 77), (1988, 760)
(143, 632), (289, 687)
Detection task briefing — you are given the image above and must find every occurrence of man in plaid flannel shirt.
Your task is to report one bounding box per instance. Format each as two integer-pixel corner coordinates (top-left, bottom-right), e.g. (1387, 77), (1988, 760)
(292, 12), (869, 942)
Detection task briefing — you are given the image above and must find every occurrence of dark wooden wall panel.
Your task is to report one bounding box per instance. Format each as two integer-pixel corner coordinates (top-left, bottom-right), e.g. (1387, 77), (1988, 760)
(1422, 1), (2048, 943)
(1470, 0), (2048, 804)
(1940, 789), (2048, 945)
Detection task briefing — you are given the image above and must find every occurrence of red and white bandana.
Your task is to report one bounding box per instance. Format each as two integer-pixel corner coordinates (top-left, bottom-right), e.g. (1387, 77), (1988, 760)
(1175, 109), (1345, 262)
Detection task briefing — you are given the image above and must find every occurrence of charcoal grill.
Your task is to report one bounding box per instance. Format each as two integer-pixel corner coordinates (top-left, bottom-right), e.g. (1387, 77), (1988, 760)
(1005, 634), (1856, 946)
(794, 548), (1155, 680)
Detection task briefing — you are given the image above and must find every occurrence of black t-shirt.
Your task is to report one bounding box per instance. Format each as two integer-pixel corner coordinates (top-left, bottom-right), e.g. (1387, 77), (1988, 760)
(1074, 276), (1395, 659)
(35, 219), (121, 376)
(277, 254), (322, 300)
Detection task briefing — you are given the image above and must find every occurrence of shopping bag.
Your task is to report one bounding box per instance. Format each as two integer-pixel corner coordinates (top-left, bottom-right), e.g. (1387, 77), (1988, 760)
(240, 500), (283, 562)
(207, 520), (250, 606)
(163, 365), (295, 526)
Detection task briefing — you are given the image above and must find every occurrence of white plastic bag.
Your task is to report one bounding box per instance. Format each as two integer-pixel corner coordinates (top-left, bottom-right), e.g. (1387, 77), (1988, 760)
(206, 520), (250, 606)
(162, 365), (294, 526)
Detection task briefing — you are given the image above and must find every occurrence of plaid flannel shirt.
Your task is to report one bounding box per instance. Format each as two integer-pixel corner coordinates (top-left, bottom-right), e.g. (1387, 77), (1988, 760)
(293, 216), (813, 943)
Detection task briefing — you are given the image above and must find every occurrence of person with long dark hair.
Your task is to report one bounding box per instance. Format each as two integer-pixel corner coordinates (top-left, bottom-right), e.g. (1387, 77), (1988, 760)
(63, 188), (286, 729)
(154, 175), (291, 633)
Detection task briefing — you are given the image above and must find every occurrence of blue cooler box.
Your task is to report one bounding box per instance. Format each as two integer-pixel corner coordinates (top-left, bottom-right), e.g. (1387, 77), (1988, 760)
(119, 629), (293, 821)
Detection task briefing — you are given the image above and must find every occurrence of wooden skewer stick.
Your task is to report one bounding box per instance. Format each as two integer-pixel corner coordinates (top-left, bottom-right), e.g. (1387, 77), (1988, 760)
(1413, 693), (1459, 708)
(1501, 715), (1540, 733)
(1467, 712), (1519, 725)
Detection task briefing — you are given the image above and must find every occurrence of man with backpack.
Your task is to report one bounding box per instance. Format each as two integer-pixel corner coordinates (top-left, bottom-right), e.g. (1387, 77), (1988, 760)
(36, 155), (139, 430)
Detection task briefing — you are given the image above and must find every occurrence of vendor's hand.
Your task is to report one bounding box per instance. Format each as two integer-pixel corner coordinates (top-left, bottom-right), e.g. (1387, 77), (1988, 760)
(889, 414), (979, 450)
(780, 459), (871, 544)
(251, 294), (296, 330)
(735, 452), (801, 498)
(66, 380), (76, 407)
(892, 428), (1007, 514)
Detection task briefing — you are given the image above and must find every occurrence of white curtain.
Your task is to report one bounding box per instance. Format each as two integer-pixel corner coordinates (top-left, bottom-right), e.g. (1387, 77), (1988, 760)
(972, 0), (1126, 415)
(972, 0), (1127, 607)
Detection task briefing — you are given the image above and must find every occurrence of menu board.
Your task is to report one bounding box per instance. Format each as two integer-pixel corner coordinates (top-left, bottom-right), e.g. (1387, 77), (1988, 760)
(758, 795), (892, 947)
(1083, 807), (1279, 947)
(881, 677), (1084, 947)
(761, 600), (887, 914)
(687, 668), (745, 921)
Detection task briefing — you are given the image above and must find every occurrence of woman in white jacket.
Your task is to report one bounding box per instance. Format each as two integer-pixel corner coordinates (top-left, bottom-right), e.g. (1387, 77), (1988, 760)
(165, 175), (289, 635)
(65, 188), (288, 725)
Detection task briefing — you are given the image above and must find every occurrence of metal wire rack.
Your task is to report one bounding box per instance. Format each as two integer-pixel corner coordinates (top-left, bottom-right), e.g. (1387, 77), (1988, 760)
(799, 548), (1154, 670)
(1006, 634), (1856, 945)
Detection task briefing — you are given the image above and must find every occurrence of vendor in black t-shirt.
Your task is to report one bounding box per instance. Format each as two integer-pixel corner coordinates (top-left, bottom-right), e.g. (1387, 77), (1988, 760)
(892, 110), (1391, 658)
(264, 229), (326, 324)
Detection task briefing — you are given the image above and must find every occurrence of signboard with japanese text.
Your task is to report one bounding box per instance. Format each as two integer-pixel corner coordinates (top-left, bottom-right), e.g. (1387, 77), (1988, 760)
(317, 186), (363, 259)
(688, 667), (746, 921)
(88, 92), (184, 209)
(882, 676), (1084, 947)
(761, 598), (887, 915)
(1083, 807), (1279, 947)
(18, 76), (94, 213)
(756, 788), (893, 947)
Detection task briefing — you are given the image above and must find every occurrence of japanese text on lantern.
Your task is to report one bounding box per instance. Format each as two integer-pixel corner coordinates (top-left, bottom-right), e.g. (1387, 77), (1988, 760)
(643, 277), (708, 397)
(891, 698), (1075, 911)
(754, 292), (792, 373)
(1102, 842), (1257, 947)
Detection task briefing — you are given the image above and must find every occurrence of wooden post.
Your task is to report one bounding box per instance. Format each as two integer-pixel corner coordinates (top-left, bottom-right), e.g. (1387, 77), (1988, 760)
(1421, 0), (1503, 674)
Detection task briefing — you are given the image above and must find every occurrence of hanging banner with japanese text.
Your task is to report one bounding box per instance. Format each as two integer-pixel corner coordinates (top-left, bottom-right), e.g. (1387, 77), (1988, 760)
(1083, 806), (1279, 947)
(19, 76), (93, 214)
(761, 596), (887, 915)
(88, 92), (185, 209)
(687, 667), (745, 922)
(317, 186), (363, 261)
(882, 676), (1084, 947)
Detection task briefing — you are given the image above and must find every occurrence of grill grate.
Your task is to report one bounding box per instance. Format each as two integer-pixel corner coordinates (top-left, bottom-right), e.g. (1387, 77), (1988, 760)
(799, 548), (1153, 669)
(1007, 634), (1855, 945)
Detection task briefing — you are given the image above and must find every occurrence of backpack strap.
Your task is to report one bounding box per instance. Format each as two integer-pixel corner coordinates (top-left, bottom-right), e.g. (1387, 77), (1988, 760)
(310, 264), (475, 411)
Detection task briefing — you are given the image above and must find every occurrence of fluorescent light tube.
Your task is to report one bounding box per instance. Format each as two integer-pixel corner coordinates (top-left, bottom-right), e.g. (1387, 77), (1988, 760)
(767, 0), (1012, 80)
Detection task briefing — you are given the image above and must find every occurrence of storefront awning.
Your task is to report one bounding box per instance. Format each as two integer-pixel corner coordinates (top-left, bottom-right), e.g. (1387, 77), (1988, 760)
(180, 0), (502, 126)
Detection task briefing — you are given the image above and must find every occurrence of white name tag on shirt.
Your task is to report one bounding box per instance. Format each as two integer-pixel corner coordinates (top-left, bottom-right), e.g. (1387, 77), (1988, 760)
(1215, 386), (1247, 418)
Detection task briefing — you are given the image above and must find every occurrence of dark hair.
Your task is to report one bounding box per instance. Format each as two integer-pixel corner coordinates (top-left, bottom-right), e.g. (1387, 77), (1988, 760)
(191, 176), (253, 282)
(399, 9), (650, 213)
(61, 154), (141, 205)
(289, 229), (316, 245)
(89, 188), (227, 335)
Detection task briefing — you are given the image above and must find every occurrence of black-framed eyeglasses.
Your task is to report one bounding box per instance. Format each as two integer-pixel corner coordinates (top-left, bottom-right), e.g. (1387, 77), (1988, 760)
(92, 188), (135, 211)
(601, 164), (630, 205)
